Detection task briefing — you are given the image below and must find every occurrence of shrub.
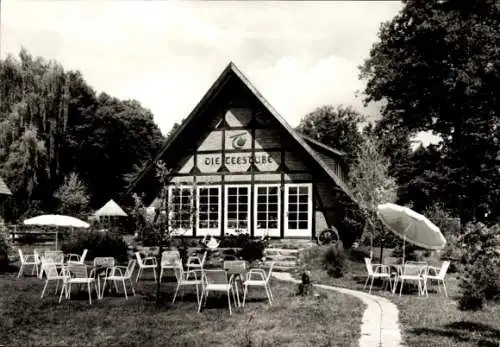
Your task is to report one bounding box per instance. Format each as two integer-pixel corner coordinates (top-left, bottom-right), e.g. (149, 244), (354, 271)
(346, 246), (371, 263)
(458, 222), (500, 310)
(61, 231), (129, 263)
(171, 237), (194, 265)
(238, 237), (269, 262)
(136, 225), (158, 247)
(439, 233), (463, 273)
(424, 203), (461, 238)
(0, 229), (11, 272)
(219, 233), (251, 248)
(323, 241), (347, 278)
(217, 232), (270, 262)
(390, 244), (422, 262)
(299, 246), (325, 270)
(425, 203), (462, 269)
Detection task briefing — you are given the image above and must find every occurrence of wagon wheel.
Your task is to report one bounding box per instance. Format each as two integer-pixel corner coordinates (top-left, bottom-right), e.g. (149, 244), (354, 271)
(317, 228), (339, 245)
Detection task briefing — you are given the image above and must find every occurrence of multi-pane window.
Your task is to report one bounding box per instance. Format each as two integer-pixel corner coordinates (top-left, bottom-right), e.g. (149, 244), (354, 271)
(226, 185), (249, 232)
(197, 186), (220, 231)
(286, 185), (310, 230)
(169, 186), (193, 230)
(255, 185), (280, 231)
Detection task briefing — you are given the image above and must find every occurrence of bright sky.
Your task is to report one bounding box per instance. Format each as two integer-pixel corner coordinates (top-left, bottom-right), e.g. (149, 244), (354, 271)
(1, 1), (440, 146)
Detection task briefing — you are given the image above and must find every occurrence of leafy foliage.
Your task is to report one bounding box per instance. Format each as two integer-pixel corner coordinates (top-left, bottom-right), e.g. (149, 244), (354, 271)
(458, 223), (500, 310)
(360, 0), (500, 224)
(424, 203), (462, 270)
(296, 105), (365, 167)
(218, 233), (270, 262)
(323, 241), (348, 278)
(0, 49), (165, 222)
(53, 172), (90, 218)
(239, 237), (270, 263)
(60, 231), (129, 263)
(347, 133), (398, 258)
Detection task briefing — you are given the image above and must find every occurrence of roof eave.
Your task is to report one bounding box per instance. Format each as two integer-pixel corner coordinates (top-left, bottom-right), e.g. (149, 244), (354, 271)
(128, 62), (359, 206)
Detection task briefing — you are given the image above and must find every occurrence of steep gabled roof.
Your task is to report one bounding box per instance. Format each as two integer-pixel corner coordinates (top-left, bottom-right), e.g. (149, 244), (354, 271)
(298, 134), (346, 158)
(128, 62), (357, 204)
(0, 177), (12, 196)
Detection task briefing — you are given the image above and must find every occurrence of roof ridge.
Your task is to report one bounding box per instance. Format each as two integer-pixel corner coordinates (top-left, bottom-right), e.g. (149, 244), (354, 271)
(297, 133), (346, 157)
(127, 62), (358, 205)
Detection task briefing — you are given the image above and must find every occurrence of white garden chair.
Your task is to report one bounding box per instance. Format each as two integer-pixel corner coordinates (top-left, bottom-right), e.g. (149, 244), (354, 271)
(198, 269), (237, 315)
(40, 263), (69, 298)
(186, 251), (207, 279)
(66, 249), (88, 264)
(423, 260), (450, 297)
(17, 249), (39, 278)
(363, 258), (392, 294)
(172, 267), (201, 305)
(396, 263), (428, 296)
(160, 250), (182, 281)
(242, 262), (275, 307)
(135, 252), (157, 282)
(101, 259), (137, 299)
(58, 263), (99, 304)
(39, 251), (64, 279)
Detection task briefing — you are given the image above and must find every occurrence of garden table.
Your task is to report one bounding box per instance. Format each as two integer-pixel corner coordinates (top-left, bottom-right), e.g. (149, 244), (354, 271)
(223, 260), (248, 307)
(91, 258), (116, 299)
(389, 263), (428, 295)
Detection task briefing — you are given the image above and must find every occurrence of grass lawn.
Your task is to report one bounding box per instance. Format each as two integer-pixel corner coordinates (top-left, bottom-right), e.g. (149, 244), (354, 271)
(0, 267), (365, 347)
(304, 246), (500, 347)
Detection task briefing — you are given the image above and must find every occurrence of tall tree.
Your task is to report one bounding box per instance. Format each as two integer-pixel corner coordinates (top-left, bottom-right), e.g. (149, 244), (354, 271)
(360, 0), (500, 223)
(348, 133), (398, 262)
(0, 49), (166, 221)
(399, 144), (446, 212)
(296, 105), (365, 167)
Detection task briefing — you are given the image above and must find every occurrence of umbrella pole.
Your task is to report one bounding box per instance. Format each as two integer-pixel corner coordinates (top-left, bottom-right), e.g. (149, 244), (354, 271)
(403, 235), (406, 264)
(370, 233), (373, 260)
(55, 229), (58, 250)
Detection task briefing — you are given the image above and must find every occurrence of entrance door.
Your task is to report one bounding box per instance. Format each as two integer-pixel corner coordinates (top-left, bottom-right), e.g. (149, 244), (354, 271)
(254, 184), (280, 237)
(225, 185), (250, 235)
(284, 183), (312, 237)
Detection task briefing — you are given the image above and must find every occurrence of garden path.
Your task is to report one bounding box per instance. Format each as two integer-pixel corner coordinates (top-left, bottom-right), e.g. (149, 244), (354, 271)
(272, 272), (403, 347)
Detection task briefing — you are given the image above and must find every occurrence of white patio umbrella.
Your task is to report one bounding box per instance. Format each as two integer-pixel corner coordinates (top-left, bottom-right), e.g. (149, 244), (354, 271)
(23, 214), (90, 249)
(377, 203), (446, 263)
(94, 199), (127, 217)
(94, 199), (127, 230)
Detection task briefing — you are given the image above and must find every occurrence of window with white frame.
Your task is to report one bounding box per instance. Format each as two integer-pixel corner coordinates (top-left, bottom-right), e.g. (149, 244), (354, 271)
(197, 186), (221, 234)
(254, 184), (280, 236)
(225, 185), (250, 232)
(168, 186), (193, 230)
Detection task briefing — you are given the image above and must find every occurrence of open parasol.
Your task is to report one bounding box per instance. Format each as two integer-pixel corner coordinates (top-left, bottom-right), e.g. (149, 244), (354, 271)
(94, 199), (127, 217)
(23, 214), (90, 249)
(94, 199), (127, 230)
(377, 203), (446, 263)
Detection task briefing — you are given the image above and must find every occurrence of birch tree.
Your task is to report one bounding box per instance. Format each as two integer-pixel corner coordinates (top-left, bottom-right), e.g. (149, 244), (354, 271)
(348, 133), (398, 262)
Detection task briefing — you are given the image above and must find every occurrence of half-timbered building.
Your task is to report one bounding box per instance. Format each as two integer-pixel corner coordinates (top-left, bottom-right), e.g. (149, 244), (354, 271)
(130, 63), (361, 244)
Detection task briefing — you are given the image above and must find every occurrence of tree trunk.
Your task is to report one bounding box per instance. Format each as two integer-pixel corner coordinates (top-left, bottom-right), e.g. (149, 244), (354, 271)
(378, 233), (385, 264)
(156, 244), (163, 305)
